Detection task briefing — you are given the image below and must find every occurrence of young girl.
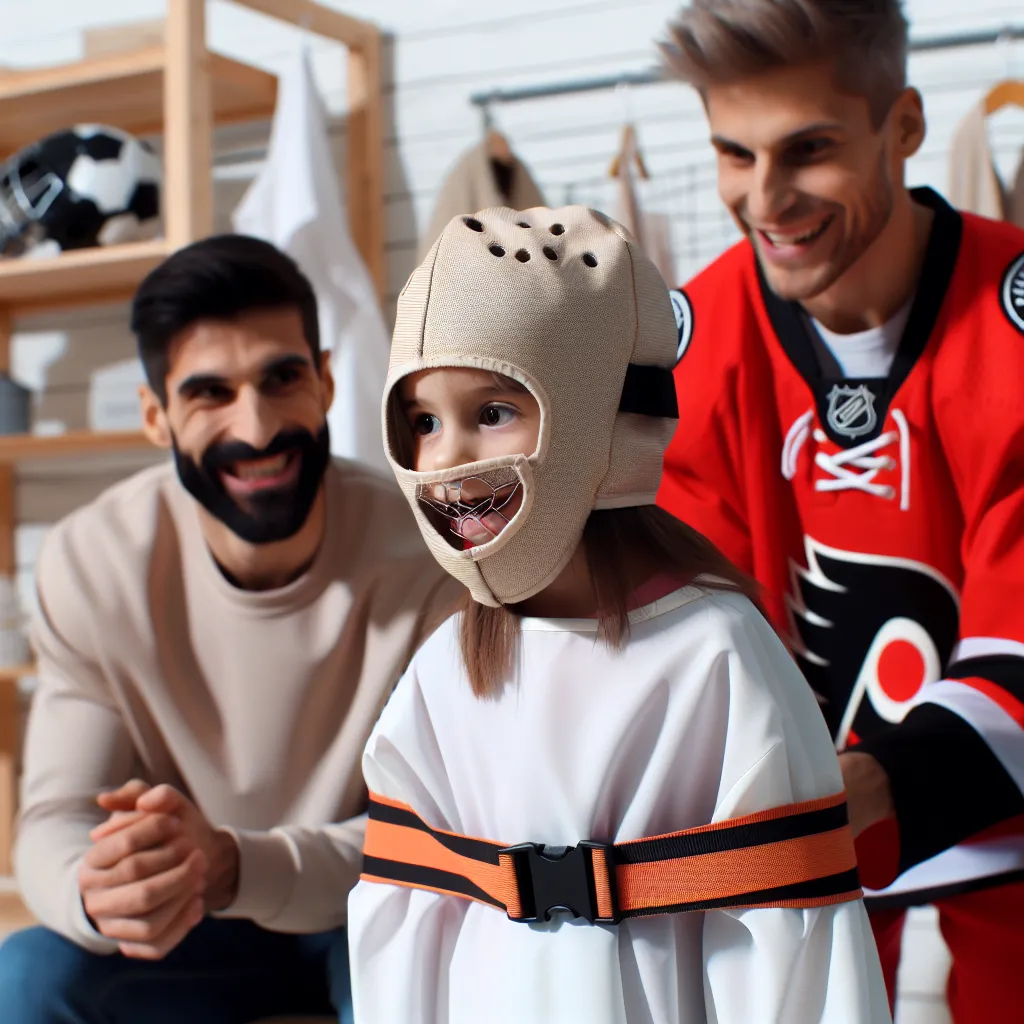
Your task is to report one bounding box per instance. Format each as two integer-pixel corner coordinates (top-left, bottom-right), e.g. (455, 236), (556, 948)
(347, 206), (888, 1023)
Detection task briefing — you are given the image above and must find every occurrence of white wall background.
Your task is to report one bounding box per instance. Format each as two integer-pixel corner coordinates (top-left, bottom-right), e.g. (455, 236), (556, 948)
(0, 3), (1022, 1019)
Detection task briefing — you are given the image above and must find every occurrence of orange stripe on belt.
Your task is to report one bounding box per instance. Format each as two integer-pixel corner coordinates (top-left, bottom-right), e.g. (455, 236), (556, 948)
(360, 791), (863, 925)
(362, 818), (519, 912)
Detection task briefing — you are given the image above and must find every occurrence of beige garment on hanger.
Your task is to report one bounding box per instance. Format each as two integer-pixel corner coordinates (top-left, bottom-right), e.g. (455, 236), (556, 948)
(611, 126), (676, 286)
(419, 141), (546, 259)
(947, 100), (1024, 228)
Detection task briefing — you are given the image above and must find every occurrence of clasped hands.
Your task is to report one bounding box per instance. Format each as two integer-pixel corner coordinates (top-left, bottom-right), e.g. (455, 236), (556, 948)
(78, 780), (240, 960)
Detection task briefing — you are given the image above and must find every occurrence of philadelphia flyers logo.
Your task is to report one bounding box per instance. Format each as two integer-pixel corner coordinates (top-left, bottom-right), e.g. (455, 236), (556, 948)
(786, 537), (960, 748)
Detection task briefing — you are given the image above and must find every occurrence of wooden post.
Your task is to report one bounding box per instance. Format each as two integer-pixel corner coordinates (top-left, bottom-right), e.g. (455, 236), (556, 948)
(163, 0), (213, 249)
(347, 30), (386, 303)
(0, 309), (16, 875)
(229, 0), (369, 47)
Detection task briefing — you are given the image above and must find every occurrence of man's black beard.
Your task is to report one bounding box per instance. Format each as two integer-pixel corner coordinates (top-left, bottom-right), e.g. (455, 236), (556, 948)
(173, 424), (331, 545)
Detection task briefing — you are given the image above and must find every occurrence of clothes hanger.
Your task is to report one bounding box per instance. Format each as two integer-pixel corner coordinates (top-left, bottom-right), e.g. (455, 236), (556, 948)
(481, 105), (513, 165)
(983, 78), (1024, 116)
(983, 30), (1024, 116)
(608, 123), (650, 180)
(608, 85), (649, 180)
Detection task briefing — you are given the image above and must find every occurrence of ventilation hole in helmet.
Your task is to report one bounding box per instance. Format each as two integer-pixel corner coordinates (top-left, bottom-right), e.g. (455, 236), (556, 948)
(515, 249), (531, 263)
(464, 217), (484, 232)
(516, 221), (531, 228)
(582, 252), (598, 268)
(549, 223), (565, 235)
(542, 246), (558, 261)
(489, 244), (506, 257)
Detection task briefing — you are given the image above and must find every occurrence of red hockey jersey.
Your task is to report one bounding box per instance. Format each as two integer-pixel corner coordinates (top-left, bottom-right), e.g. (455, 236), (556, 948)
(658, 188), (1024, 904)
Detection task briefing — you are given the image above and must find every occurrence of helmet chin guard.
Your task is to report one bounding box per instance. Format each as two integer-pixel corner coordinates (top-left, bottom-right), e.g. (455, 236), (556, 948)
(417, 464), (525, 549)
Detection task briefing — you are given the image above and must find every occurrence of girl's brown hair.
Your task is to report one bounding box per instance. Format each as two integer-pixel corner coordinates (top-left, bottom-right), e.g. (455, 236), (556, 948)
(458, 504), (763, 697)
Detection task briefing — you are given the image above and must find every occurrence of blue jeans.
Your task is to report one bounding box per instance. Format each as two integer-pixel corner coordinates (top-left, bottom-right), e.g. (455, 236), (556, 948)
(0, 918), (353, 1023)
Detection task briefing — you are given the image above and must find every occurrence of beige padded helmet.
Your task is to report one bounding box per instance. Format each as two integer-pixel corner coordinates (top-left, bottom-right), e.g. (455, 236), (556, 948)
(383, 204), (690, 608)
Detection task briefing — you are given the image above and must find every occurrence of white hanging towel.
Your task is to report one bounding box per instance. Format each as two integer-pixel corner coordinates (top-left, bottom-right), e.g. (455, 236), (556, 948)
(233, 46), (390, 473)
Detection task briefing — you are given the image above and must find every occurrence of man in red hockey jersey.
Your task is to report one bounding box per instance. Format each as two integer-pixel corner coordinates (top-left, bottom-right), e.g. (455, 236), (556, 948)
(658, 2), (1024, 1020)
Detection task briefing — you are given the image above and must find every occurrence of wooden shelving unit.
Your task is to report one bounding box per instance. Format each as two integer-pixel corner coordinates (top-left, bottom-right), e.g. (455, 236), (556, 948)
(0, 0), (386, 872)
(0, 241), (169, 315)
(0, 665), (34, 685)
(0, 47), (278, 157)
(0, 430), (151, 463)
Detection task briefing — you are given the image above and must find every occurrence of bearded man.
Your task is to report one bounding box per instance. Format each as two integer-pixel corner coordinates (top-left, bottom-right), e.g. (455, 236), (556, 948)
(0, 235), (456, 1023)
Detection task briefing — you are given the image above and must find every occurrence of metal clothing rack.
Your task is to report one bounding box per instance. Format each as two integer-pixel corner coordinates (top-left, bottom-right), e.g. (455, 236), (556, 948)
(470, 25), (1024, 111)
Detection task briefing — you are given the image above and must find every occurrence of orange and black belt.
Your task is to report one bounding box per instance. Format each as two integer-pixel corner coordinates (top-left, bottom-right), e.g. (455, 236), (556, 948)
(361, 791), (862, 924)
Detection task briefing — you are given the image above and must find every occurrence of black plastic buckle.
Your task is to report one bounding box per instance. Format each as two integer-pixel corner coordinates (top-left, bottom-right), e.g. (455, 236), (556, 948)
(500, 841), (618, 925)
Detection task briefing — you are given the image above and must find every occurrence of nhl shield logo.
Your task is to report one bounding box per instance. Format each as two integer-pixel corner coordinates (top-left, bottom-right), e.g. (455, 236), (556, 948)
(1002, 252), (1024, 336)
(826, 384), (877, 439)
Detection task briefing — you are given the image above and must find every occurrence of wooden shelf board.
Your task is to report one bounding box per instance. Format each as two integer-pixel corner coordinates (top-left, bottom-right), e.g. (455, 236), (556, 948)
(0, 431), (152, 464)
(0, 665), (34, 684)
(0, 49), (277, 156)
(0, 240), (168, 313)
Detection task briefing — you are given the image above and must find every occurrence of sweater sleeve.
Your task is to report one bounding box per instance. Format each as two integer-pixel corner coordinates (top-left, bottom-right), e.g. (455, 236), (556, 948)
(15, 528), (139, 955)
(217, 816), (367, 932)
(217, 572), (462, 934)
(702, 599), (891, 1024)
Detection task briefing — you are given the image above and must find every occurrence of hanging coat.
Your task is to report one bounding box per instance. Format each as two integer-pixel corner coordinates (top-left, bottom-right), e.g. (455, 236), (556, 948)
(947, 100), (1024, 229)
(420, 141), (546, 259)
(233, 46), (391, 473)
(611, 126), (676, 286)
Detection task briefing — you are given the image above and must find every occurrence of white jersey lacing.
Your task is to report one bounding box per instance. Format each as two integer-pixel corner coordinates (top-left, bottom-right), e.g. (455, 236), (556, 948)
(781, 408), (911, 511)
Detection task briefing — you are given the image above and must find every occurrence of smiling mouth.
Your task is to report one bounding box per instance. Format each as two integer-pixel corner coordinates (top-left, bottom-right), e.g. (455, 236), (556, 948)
(758, 214), (836, 248)
(220, 451), (300, 490)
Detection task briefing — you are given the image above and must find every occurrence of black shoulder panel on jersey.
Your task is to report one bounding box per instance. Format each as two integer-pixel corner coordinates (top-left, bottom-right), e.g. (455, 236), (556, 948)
(947, 654), (1024, 703)
(854, 703), (1024, 874)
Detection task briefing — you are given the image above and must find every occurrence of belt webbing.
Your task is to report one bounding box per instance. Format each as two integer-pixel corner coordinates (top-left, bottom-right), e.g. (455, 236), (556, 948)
(361, 791), (862, 924)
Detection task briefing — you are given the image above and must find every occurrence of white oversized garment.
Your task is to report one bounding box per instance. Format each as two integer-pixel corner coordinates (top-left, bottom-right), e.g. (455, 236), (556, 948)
(348, 587), (889, 1023)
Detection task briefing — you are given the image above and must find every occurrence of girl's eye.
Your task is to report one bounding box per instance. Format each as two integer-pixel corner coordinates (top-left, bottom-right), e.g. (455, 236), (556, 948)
(411, 413), (441, 437)
(481, 404), (516, 428)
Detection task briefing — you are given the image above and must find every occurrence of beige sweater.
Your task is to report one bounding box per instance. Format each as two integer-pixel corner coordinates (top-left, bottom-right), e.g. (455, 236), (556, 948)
(16, 459), (458, 953)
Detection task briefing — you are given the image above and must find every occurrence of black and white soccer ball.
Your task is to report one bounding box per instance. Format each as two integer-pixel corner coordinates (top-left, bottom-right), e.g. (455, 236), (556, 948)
(0, 124), (161, 258)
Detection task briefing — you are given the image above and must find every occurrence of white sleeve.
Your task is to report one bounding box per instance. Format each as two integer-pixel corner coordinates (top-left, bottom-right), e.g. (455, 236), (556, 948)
(700, 600), (891, 1024)
(347, 655), (459, 1024)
